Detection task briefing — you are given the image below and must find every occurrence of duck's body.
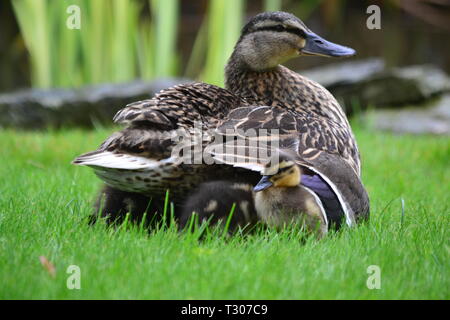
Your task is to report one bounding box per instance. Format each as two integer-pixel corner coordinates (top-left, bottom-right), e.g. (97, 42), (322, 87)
(74, 11), (369, 227)
(225, 65), (360, 175)
(74, 83), (257, 202)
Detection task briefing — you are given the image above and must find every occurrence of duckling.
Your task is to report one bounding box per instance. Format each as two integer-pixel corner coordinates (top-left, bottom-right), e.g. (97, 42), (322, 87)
(179, 181), (258, 234)
(74, 11), (368, 226)
(89, 185), (161, 227)
(252, 152), (328, 236)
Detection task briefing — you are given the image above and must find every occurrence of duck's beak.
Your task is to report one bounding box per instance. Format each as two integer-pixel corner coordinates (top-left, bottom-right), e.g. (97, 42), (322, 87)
(301, 32), (355, 57)
(254, 176), (273, 192)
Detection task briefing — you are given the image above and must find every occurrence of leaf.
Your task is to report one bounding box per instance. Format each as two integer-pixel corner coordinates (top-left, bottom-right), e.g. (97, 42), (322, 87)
(39, 255), (56, 278)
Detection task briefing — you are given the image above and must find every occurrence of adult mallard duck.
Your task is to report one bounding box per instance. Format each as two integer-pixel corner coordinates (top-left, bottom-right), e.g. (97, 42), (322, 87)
(73, 11), (368, 226)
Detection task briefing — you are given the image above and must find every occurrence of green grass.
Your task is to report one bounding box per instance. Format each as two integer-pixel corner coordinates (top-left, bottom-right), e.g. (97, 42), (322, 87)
(0, 126), (449, 299)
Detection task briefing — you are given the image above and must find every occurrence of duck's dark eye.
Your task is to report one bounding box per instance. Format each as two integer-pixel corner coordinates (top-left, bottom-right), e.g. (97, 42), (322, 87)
(274, 25), (284, 32)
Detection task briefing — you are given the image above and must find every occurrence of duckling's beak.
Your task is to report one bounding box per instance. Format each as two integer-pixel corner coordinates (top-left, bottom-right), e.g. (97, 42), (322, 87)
(254, 176), (273, 192)
(301, 32), (355, 57)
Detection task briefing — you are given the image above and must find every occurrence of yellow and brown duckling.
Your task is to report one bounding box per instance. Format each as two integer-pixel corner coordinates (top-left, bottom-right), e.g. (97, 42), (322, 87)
(73, 11), (367, 226)
(252, 152), (328, 236)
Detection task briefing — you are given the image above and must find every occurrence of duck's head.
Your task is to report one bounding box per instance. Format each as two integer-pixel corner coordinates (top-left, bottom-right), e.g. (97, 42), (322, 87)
(230, 11), (355, 71)
(254, 152), (301, 192)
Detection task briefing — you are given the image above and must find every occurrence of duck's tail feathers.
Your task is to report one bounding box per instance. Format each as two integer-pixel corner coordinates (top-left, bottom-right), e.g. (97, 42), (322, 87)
(72, 151), (171, 170)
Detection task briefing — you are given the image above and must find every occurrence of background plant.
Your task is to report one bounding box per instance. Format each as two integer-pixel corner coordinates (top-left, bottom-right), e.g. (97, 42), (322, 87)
(11, 0), (312, 88)
(12, 0), (180, 88)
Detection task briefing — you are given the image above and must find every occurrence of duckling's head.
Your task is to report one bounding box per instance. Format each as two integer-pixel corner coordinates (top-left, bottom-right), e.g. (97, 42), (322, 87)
(254, 152), (301, 191)
(229, 11), (355, 71)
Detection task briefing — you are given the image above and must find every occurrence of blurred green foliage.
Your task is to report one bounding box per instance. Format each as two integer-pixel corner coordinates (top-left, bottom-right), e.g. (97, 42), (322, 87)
(12, 0), (180, 87)
(201, 0), (244, 85)
(11, 0), (450, 90)
(12, 0), (323, 88)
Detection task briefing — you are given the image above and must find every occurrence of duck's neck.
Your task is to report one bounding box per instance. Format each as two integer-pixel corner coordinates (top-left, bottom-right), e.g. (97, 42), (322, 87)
(225, 53), (349, 125)
(225, 51), (286, 107)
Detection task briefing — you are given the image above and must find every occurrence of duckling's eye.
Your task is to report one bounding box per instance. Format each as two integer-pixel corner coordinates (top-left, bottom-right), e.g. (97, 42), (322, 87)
(277, 165), (293, 174)
(274, 25), (285, 32)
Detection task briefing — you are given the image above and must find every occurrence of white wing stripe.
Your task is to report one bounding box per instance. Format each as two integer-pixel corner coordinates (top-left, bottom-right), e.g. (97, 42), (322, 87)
(74, 151), (175, 170)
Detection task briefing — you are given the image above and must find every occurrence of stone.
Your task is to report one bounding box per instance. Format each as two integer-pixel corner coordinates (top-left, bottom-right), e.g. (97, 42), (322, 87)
(0, 79), (189, 129)
(1, 59), (450, 130)
(302, 58), (385, 88)
(301, 60), (450, 115)
(365, 94), (450, 135)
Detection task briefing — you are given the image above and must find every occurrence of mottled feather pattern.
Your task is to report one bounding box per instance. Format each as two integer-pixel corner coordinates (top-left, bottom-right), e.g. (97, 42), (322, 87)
(75, 59), (363, 215)
(225, 65), (361, 175)
(214, 106), (359, 174)
(113, 82), (249, 130)
(75, 83), (251, 196)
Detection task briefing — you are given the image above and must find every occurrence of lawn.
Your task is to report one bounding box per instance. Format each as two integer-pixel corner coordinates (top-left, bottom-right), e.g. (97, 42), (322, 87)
(0, 124), (449, 299)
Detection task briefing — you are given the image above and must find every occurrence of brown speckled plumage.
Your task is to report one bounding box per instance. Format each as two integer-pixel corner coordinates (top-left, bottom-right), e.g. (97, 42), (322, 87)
(73, 11), (368, 225)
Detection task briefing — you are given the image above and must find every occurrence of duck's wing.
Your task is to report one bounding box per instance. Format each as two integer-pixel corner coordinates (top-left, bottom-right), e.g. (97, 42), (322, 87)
(298, 152), (370, 225)
(72, 83), (254, 202)
(73, 82), (249, 168)
(113, 82), (249, 129)
(210, 105), (369, 226)
(209, 142), (362, 228)
(214, 106), (360, 174)
(72, 128), (179, 167)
